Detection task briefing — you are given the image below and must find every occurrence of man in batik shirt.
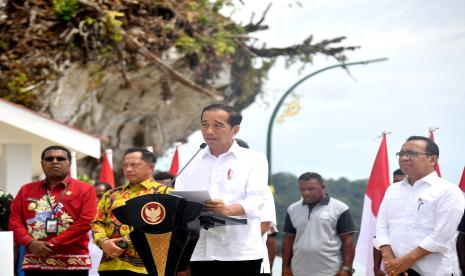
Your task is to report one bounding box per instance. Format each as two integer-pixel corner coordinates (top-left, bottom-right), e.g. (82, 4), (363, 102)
(92, 147), (172, 276)
(9, 145), (97, 276)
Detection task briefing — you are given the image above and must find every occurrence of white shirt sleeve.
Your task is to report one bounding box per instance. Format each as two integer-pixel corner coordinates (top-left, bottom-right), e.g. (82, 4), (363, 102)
(418, 187), (465, 253)
(236, 153), (269, 218)
(374, 188), (391, 249)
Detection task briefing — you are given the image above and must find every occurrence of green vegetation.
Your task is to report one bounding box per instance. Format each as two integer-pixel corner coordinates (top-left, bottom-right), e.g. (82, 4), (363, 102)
(272, 172), (367, 253)
(0, 0), (357, 109)
(0, 0), (247, 106)
(52, 0), (79, 22)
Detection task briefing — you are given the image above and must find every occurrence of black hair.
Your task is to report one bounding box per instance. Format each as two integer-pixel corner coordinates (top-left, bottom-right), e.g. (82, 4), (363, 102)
(406, 136), (439, 156)
(201, 103), (242, 127)
(298, 172), (324, 186)
(41, 145), (71, 161)
(123, 147), (157, 164)
(93, 182), (112, 192)
(393, 168), (405, 176)
(235, 138), (249, 149)
(153, 171), (175, 181)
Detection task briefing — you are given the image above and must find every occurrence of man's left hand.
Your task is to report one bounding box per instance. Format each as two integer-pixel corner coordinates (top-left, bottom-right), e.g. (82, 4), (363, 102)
(204, 199), (229, 215)
(384, 256), (412, 276)
(335, 271), (352, 276)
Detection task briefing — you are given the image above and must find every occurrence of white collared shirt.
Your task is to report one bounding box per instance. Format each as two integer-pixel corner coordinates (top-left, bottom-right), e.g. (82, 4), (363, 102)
(175, 142), (269, 261)
(374, 172), (465, 276)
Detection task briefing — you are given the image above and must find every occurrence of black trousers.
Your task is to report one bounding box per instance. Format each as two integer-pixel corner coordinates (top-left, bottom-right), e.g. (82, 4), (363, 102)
(99, 271), (147, 276)
(190, 259), (262, 276)
(400, 269), (421, 276)
(25, 270), (88, 276)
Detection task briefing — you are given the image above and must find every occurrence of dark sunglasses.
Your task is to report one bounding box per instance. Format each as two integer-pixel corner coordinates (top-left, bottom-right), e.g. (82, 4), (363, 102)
(43, 156), (68, 162)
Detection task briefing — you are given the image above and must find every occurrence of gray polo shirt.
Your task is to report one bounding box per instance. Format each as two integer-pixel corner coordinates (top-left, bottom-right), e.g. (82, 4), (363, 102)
(283, 196), (356, 276)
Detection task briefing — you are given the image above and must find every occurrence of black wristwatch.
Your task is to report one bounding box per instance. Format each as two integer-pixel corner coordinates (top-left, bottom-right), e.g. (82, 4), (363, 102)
(340, 266), (355, 274)
(118, 239), (128, 249)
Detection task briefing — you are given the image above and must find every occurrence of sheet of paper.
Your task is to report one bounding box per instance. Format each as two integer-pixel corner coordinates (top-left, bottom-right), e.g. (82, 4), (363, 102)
(171, 190), (211, 203)
(0, 231), (14, 276)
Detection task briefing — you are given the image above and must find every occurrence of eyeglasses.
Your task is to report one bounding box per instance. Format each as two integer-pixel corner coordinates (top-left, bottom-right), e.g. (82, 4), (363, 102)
(43, 156), (68, 162)
(396, 151), (432, 158)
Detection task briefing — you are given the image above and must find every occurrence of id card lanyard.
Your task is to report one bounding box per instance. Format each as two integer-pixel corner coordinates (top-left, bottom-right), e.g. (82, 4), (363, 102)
(44, 182), (68, 234)
(45, 183), (68, 219)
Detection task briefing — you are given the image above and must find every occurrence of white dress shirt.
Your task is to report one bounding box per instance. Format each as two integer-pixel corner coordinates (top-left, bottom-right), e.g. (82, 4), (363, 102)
(374, 172), (465, 275)
(175, 142), (269, 261)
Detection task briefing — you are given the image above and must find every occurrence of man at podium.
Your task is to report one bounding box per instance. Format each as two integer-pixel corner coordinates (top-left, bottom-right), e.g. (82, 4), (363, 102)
(175, 104), (269, 276)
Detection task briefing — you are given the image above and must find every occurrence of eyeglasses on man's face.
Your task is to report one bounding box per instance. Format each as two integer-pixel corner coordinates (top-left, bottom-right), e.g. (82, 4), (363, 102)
(395, 151), (432, 158)
(43, 156), (68, 162)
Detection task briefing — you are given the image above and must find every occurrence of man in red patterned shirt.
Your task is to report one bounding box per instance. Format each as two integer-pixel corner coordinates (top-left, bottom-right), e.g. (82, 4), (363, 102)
(9, 145), (97, 276)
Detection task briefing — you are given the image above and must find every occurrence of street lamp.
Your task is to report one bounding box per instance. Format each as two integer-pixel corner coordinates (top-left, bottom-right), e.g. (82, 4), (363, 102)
(266, 58), (388, 182)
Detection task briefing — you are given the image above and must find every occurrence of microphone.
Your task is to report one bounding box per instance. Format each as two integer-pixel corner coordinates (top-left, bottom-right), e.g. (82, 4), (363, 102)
(168, 143), (207, 187)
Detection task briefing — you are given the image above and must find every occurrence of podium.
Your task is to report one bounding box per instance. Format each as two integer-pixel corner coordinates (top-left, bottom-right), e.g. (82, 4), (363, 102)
(113, 194), (203, 276)
(113, 194), (248, 276)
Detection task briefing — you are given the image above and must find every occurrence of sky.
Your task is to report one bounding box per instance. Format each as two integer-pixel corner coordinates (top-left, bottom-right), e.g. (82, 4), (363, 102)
(157, 0), (465, 185)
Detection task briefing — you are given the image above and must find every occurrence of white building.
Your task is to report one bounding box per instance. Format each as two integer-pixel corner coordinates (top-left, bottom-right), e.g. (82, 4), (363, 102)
(0, 98), (101, 196)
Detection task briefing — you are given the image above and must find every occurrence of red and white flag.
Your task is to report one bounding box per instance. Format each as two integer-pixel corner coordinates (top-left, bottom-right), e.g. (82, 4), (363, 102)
(169, 146), (179, 176)
(459, 166), (465, 193)
(355, 133), (390, 276)
(429, 129), (442, 177)
(99, 152), (115, 188)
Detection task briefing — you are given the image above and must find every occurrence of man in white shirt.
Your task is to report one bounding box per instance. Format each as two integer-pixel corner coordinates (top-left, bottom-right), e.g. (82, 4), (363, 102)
(374, 136), (465, 276)
(175, 103), (269, 276)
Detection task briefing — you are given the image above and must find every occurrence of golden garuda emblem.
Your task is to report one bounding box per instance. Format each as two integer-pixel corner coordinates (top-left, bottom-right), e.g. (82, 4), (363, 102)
(140, 202), (166, 225)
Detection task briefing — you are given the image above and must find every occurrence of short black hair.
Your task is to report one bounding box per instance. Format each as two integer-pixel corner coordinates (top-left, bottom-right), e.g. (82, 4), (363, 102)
(201, 103), (242, 127)
(298, 172), (324, 186)
(406, 136), (439, 156)
(41, 145), (71, 161)
(94, 182), (112, 192)
(123, 147), (157, 164)
(153, 171), (175, 181)
(235, 138), (249, 149)
(393, 168), (405, 176)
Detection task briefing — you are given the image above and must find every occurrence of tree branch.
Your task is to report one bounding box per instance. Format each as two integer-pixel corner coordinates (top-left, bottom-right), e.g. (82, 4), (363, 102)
(243, 3), (272, 33)
(246, 36), (359, 61)
(126, 36), (223, 100)
(77, 0), (222, 100)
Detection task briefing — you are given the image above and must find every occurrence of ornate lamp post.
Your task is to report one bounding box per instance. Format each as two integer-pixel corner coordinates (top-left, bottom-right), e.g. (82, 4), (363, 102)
(266, 58), (388, 182)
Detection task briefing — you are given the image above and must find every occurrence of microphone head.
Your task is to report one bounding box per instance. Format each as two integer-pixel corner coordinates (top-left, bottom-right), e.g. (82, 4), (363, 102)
(200, 143), (207, 149)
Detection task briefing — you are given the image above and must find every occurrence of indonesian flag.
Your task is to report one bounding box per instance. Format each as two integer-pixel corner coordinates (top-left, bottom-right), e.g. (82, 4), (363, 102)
(169, 146), (179, 176)
(354, 133), (390, 276)
(429, 130), (442, 177)
(99, 152), (115, 188)
(459, 166), (465, 193)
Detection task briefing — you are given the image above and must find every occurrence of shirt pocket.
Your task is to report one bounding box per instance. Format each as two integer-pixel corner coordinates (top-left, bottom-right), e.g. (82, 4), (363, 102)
(318, 211), (336, 232)
(411, 196), (436, 228)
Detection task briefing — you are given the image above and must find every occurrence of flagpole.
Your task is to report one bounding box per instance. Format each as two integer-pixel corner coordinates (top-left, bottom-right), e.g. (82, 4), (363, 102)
(266, 57), (388, 183)
(428, 127), (442, 176)
(105, 149), (113, 169)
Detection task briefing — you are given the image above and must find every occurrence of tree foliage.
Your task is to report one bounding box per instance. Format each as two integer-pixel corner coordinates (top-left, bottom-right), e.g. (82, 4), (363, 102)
(0, 0), (358, 108)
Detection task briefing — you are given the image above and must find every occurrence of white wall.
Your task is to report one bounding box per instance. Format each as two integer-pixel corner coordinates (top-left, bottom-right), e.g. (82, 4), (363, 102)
(0, 144), (32, 197)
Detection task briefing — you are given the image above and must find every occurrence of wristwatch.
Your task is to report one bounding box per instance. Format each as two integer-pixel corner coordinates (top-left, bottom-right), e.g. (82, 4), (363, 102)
(340, 266), (355, 274)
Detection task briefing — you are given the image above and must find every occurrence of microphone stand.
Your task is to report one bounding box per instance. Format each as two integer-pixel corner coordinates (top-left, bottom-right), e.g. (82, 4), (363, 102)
(168, 143), (206, 187)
